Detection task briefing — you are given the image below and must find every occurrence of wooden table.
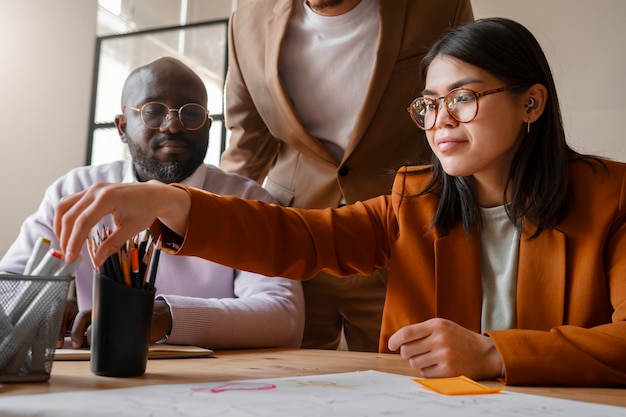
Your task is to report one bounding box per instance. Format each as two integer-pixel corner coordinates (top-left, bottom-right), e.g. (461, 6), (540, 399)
(1, 349), (624, 408)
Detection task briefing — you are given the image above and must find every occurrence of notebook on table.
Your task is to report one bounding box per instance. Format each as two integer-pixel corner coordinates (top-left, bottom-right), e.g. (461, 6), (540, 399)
(54, 339), (213, 360)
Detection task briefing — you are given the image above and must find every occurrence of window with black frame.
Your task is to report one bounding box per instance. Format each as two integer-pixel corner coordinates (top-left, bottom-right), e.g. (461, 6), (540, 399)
(86, 19), (229, 167)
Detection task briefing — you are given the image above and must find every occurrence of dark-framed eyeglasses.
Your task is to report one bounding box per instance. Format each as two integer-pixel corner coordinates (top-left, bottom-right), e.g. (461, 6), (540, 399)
(407, 86), (513, 131)
(127, 102), (210, 131)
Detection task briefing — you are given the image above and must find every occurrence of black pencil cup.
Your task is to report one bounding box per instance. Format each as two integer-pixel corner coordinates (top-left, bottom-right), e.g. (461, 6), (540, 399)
(90, 270), (155, 377)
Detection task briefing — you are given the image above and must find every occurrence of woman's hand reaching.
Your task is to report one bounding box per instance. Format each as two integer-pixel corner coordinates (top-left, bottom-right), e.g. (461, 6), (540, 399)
(54, 181), (191, 266)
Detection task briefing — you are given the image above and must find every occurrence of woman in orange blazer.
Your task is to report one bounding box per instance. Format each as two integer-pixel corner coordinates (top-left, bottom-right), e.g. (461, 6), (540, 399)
(56, 18), (626, 386)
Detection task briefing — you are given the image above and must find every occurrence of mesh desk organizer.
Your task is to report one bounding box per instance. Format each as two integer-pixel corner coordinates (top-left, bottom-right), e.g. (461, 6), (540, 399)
(0, 275), (73, 382)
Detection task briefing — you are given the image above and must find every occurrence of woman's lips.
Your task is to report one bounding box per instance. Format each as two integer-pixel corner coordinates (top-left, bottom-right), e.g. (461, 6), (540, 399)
(435, 137), (465, 152)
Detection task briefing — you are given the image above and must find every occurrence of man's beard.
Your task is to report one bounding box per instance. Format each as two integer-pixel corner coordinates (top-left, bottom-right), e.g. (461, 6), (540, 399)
(306, 0), (345, 13)
(130, 139), (207, 184)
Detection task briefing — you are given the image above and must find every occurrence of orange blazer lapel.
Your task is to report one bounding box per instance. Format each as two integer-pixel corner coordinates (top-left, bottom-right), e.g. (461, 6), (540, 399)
(434, 224), (566, 332)
(434, 227), (483, 331)
(517, 226), (566, 330)
(344, 0), (407, 157)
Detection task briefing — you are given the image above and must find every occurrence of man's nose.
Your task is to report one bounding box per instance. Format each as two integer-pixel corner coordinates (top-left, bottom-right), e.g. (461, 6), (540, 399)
(159, 110), (184, 132)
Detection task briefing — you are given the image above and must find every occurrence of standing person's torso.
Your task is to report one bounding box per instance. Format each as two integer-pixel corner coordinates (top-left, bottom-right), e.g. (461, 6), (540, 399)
(223, 0), (474, 208)
(280, 0), (379, 166)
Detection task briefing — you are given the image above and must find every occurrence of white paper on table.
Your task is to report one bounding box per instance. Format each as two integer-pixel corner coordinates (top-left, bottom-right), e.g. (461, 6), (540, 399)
(0, 370), (623, 417)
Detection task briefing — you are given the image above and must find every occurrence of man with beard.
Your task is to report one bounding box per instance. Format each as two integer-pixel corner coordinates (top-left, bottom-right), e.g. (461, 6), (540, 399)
(0, 57), (304, 351)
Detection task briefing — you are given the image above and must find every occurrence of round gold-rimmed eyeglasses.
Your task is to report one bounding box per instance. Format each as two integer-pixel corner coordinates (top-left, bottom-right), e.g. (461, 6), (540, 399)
(127, 102), (210, 131)
(407, 86), (514, 131)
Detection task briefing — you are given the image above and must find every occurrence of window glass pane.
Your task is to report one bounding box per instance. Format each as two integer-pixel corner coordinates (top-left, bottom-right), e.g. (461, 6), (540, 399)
(97, 0), (232, 36)
(91, 127), (129, 166)
(206, 119), (224, 167)
(94, 57), (130, 124)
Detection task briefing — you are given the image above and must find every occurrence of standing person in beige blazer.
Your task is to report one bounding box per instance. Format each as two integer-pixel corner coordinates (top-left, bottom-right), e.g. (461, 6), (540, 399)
(220, 0), (474, 352)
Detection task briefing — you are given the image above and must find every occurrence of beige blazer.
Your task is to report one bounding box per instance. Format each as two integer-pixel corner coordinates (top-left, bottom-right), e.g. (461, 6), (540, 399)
(221, 0), (474, 208)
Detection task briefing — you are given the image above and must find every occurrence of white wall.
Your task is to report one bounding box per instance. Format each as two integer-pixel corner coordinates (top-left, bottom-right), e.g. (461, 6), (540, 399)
(1, 0), (625, 258)
(472, 0), (626, 162)
(0, 0), (97, 257)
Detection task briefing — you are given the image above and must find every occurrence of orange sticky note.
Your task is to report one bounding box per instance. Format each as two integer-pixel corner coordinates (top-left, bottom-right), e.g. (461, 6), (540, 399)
(412, 376), (504, 395)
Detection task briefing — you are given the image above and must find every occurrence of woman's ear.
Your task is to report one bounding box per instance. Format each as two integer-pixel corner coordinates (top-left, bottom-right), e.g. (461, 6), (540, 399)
(114, 114), (128, 143)
(524, 83), (548, 123)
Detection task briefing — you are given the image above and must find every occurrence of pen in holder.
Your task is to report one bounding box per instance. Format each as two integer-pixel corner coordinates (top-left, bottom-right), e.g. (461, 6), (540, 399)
(88, 228), (160, 377)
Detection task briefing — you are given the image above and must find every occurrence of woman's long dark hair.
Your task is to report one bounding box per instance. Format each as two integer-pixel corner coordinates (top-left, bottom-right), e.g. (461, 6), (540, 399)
(418, 17), (588, 238)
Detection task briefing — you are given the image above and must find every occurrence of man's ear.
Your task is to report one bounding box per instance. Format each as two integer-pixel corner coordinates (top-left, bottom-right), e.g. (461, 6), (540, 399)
(525, 83), (548, 123)
(114, 114), (127, 143)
